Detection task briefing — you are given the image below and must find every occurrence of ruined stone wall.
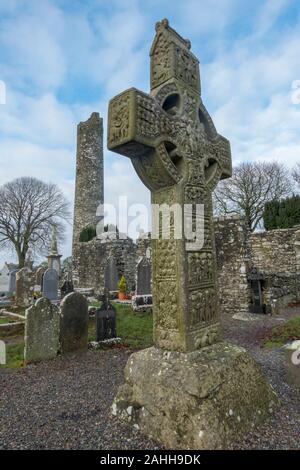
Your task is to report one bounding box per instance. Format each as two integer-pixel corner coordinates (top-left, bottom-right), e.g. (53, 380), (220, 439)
(73, 113), (104, 244)
(73, 237), (137, 294)
(250, 227), (300, 275)
(214, 215), (251, 315)
(214, 217), (300, 315)
(249, 226), (300, 311)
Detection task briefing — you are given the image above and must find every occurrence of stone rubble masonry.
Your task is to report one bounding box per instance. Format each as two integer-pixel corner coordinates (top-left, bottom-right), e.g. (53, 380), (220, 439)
(214, 216), (300, 314)
(73, 112), (103, 244)
(72, 237), (137, 294)
(214, 215), (251, 315)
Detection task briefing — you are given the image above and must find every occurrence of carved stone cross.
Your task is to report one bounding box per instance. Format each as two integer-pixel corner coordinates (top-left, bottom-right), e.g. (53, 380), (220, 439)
(108, 19), (232, 352)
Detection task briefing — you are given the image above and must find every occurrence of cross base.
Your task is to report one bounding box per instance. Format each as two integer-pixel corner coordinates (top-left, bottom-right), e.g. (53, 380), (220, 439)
(112, 343), (279, 449)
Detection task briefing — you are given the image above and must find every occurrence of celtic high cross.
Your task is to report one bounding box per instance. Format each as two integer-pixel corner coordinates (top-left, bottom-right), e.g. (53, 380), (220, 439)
(108, 19), (232, 352)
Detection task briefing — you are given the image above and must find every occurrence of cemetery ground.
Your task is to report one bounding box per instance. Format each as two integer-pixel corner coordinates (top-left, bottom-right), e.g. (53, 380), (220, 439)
(0, 303), (300, 449)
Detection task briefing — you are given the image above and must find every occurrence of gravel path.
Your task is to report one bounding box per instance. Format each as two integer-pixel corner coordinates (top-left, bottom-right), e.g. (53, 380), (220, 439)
(0, 307), (299, 450)
(0, 349), (161, 450)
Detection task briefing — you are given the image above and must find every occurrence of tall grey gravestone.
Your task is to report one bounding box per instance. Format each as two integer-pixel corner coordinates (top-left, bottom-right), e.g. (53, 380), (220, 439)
(42, 268), (59, 301)
(108, 19), (278, 449)
(104, 257), (119, 292)
(136, 257), (152, 295)
(0, 264), (10, 296)
(8, 269), (18, 296)
(60, 292), (88, 353)
(24, 297), (60, 364)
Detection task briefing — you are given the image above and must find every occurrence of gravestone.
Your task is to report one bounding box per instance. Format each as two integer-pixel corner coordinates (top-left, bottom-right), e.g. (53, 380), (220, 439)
(104, 257), (119, 292)
(108, 19), (278, 449)
(35, 267), (46, 289)
(61, 279), (74, 299)
(249, 268), (266, 314)
(42, 268), (59, 301)
(0, 340), (5, 365)
(60, 292), (88, 353)
(0, 264), (10, 296)
(136, 257), (152, 295)
(95, 290), (116, 341)
(8, 269), (18, 296)
(15, 268), (35, 306)
(24, 297), (60, 364)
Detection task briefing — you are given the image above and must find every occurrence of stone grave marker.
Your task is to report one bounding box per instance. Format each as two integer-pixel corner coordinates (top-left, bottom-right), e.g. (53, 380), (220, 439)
(136, 257), (152, 296)
(24, 297), (60, 364)
(42, 268), (59, 301)
(61, 279), (74, 299)
(0, 264), (10, 297)
(60, 292), (88, 353)
(96, 290), (116, 341)
(108, 18), (278, 449)
(8, 269), (18, 297)
(16, 268), (35, 306)
(35, 267), (46, 289)
(104, 256), (119, 292)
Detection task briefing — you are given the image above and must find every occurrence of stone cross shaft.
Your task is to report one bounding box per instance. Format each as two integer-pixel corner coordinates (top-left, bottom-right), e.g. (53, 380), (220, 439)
(108, 19), (232, 352)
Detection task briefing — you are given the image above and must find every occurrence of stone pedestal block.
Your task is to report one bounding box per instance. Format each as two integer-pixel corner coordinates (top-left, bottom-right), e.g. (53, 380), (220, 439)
(113, 343), (279, 449)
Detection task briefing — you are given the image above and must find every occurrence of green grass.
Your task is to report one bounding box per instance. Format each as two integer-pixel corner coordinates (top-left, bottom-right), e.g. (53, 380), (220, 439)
(0, 341), (24, 369)
(115, 303), (153, 349)
(0, 318), (13, 324)
(263, 315), (300, 348)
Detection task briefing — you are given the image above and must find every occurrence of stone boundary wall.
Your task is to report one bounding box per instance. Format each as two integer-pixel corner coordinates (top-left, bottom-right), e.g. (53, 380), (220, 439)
(214, 215), (251, 315)
(250, 226), (300, 275)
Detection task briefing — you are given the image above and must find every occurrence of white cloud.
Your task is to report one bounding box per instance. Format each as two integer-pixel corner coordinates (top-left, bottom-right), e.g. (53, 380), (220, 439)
(0, 1), (66, 90)
(0, 0), (299, 267)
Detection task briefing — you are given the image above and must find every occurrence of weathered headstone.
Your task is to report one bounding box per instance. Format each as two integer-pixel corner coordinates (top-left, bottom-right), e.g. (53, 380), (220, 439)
(8, 269), (19, 296)
(136, 257), (152, 295)
(104, 257), (119, 292)
(108, 19), (278, 449)
(95, 290), (116, 341)
(24, 297), (60, 364)
(15, 268), (35, 306)
(42, 268), (59, 301)
(0, 264), (10, 296)
(35, 267), (46, 289)
(60, 292), (88, 353)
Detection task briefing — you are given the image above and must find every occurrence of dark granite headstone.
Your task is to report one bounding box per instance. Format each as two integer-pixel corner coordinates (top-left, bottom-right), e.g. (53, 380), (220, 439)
(61, 279), (74, 299)
(96, 292), (117, 341)
(95, 289), (116, 341)
(104, 257), (119, 292)
(42, 268), (59, 301)
(249, 269), (266, 314)
(60, 292), (89, 353)
(136, 257), (152, 295)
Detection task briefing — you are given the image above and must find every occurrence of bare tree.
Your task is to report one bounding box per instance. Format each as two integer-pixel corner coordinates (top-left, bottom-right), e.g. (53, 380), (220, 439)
(213, 162), (294, 231)
(292, 163), (300, 187)
(0, 177), (70, 268)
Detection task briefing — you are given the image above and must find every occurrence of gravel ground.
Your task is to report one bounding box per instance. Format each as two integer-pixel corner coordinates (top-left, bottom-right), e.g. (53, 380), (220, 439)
(0, 307), (299, 450)
(223, 306), (300, 450)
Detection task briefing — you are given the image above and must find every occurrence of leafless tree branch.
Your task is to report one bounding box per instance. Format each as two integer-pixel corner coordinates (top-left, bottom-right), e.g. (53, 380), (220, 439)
(0, 177), (71, 267)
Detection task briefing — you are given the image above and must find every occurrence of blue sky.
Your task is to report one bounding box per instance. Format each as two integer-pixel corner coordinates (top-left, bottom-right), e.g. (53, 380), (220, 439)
(0, 0), (300, 265)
